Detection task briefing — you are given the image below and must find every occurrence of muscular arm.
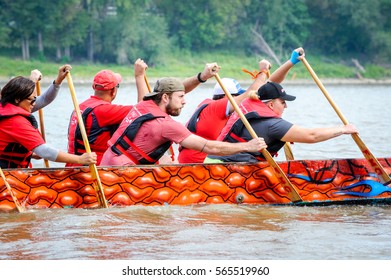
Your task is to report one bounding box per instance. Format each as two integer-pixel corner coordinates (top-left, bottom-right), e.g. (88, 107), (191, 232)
(179, 134), (267, 156)
(269, 61), (294, 84)
(281, 124), (357, 143)
(134, 58), (149, 102)
(183, 62), (221, 93)
(269, 47), (304, 83)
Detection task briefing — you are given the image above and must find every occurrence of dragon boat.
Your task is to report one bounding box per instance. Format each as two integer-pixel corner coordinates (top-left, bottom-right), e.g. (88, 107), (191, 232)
(1, 157), (391, 212)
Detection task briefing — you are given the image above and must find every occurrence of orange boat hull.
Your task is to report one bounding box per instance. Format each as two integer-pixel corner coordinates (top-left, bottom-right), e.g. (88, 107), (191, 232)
(1, 158), (391, 211)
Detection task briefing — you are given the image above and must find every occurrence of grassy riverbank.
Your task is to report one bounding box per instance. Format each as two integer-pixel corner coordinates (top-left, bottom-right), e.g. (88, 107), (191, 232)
(1, 51), (391, 84)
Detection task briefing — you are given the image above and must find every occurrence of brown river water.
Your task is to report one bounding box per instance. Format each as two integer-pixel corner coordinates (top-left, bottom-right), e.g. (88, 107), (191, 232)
(1, 81), (390, 279)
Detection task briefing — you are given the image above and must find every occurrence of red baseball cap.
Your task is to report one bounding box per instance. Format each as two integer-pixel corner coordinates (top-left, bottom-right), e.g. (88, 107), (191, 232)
(92, 70), (122, 91)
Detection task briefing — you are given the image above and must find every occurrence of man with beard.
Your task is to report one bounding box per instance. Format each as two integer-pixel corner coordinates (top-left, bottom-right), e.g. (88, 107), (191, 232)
(100, 76), (267, 166)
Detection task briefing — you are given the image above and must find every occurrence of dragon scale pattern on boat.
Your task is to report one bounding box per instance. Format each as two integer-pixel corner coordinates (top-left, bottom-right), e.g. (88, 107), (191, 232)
(1, 158), (391, 211)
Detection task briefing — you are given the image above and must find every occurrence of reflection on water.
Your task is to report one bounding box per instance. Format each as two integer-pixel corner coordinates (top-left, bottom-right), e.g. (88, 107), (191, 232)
(2, 204), (391, 260)
(1, 83), (391, 260)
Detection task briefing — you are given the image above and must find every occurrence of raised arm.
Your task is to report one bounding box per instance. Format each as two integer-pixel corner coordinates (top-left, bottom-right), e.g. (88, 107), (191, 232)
(228, 59), (272, 114)
(183, 62), (221, 93)
(269, 47), (304, 83)
(32, 64), (71, 112)
(134, 58), (149, 102)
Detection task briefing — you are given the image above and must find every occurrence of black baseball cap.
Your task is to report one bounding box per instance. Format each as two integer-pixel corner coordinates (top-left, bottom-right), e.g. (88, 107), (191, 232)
(257, 82), (296, 101)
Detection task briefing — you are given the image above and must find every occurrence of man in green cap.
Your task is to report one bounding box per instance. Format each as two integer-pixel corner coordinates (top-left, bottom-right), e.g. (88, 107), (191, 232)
(100, 75), (267, 166)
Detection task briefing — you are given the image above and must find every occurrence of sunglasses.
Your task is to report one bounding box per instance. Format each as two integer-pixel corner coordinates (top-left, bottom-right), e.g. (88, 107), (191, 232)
(25, 96), (37, 105)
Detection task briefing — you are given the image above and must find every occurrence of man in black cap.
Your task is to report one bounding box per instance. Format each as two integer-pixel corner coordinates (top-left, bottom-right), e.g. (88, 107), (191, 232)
(205, 80), (358, 163)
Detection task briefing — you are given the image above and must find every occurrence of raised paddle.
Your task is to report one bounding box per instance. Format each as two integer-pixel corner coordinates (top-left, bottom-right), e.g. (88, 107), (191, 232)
(36, 80), (49, 167)
(0, 168), (25, 212)
(301, 57), (391, 184)
(144, 73), (176, 162)
(215, 73), (302, 202)
(66, 73), (108, 208)
(144, 74), (152, 93)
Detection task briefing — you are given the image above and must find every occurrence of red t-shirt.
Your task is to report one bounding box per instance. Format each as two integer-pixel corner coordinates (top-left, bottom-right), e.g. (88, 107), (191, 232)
(178, 98), (229, 163)
(88, 97), (132, 128)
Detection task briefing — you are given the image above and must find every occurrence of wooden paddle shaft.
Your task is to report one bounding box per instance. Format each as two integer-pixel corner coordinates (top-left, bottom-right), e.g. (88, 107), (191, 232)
(144, 75), (152, 93)
(215, 73), (302, 202)
(0, 168), (24, 212)
(36, 81), (49, 168)
(283, 143), (294, 161)
(301, 57), (390, 184)
(66, 73), (108, 208)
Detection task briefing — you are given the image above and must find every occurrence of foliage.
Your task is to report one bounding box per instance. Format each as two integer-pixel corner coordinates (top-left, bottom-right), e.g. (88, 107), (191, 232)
(2, 50), (388, 83)
(116, 1), (171, 65)
(0, 0), (390, 75)
(246, 0), (311, 58)
(305, 0), (391, 64)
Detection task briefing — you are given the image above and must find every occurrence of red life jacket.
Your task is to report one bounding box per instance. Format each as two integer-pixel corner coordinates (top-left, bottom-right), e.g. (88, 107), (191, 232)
(109, 100), (172, 164)
(0, 104), (38, 168)
(178, 99), (211, 155)
(218, 98), (279, 157)
(185, 99), (212, 133)
(67, 97), (118, 160)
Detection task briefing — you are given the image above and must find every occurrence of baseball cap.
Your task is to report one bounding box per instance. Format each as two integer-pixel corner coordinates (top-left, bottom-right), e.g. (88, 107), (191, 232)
(92, 70), (122, 91)
(213, 78), (246, 96)
(257, 82), (296, 101)
(145, 77), (185, 97)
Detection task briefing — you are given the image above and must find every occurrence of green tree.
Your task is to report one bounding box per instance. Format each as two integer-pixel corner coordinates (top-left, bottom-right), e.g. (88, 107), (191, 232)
(0, 0), (41, 60)
(306, 0), (391, 62)
(107, 0), (171, 65)
(35, 0), (88, 62)
(0, 6), (11, 47)
(155, 0), (249, 51)
(80, 0), (117, 63)
(244, 0), (311, 60)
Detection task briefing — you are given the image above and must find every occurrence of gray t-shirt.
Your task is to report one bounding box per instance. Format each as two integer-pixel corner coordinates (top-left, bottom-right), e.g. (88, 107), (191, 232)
(209, 117), (293, 162)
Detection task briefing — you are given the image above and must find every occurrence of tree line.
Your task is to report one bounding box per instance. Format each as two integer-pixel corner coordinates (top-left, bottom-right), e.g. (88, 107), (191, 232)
(0, 0), (390, 67)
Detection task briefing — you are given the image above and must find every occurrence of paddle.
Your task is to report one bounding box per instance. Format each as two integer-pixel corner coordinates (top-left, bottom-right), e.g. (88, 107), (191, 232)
(301, 57), (391, 184)
(144, 74), (152, 93)
(215, 73), (302, 202)
(144, 73), (176, 162)
(66, 73), (108, 208)
(283, 142), (294, 161)
(36, 81), (49, 167)
(0, 168), (25, 212)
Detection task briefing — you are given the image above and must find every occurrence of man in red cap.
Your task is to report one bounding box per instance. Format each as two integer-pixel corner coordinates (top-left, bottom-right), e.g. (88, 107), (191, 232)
(66, 59), (148, 166)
